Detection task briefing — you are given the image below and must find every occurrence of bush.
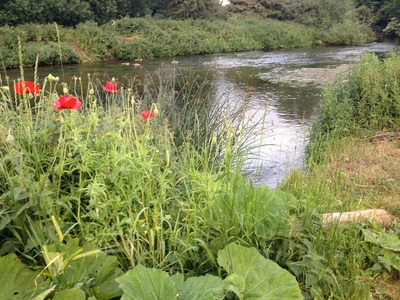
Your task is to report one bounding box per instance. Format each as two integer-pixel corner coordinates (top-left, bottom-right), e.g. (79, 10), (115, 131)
(74, 22), (118, 61)
(307, 52), (400, 163)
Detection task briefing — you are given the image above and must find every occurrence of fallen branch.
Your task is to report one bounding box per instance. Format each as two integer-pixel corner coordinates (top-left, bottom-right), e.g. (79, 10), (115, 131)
(322, 209), (393, 228)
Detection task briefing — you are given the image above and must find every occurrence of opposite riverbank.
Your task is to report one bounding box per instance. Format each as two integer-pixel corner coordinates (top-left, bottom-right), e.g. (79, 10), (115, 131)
(0, 17), (374, 69)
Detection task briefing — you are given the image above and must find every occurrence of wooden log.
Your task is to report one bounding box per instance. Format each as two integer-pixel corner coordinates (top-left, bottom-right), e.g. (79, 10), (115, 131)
(322, 209), (392, 228)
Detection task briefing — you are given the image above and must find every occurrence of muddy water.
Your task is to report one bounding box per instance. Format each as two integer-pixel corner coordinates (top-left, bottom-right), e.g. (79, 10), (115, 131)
(5, 42), (400, 187)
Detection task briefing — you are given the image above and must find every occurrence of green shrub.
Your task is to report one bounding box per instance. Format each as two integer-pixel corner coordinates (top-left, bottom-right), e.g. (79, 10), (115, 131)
(311, 52), (400, 137)
(74, 22), (118, 61)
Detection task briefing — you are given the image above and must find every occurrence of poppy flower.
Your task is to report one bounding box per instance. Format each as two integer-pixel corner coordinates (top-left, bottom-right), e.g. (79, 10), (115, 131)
(14, 81), (40, 95)
(52, 95), (82, 110)
(141, 110), (154, 119)
(102, 81), (118, 92)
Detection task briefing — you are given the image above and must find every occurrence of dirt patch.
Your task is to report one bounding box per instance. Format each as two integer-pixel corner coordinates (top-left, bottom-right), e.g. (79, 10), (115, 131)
(328, 137), (400, 214)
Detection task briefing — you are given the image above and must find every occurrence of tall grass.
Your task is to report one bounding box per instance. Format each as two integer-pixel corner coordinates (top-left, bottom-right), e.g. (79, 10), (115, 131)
(306, 52), (400, 164)
(0, 63), (267, 273)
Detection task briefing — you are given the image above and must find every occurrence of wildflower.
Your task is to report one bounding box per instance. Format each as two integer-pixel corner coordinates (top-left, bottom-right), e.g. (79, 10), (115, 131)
(47, 74), (55, 82)
(5, 134), (15, 144)
(141, 110), (154, 119)
(153, 104), (159, 115)
(13, 81), (40, 95)
(52, 95), (82, 110)
(103, 81), (117, 92)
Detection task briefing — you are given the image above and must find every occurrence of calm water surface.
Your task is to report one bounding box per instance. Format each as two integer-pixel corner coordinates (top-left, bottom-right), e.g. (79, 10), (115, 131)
(6, 42), (400, 187)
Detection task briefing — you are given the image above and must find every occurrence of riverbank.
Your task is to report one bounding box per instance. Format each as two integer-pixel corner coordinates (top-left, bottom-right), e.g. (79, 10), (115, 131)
(280, 52), (400, 299)
(281, 135), (400, 299)
(0, 17), (374, 69)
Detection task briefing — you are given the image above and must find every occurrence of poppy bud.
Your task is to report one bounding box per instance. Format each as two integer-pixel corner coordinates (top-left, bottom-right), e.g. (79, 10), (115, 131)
(1, 86), (9, 91)
(89, 88), (95, 95)
(48, 74), (55, 82)
(6, 134), (15, 144)
(63, 87), (68, 94)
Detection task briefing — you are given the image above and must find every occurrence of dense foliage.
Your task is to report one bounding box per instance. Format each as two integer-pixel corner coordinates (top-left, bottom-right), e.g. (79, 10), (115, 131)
(0, 0), (399, 37)
(0, 18), (372, 69)
(306, 51), (400, 171)
(309, 52), (400, 149)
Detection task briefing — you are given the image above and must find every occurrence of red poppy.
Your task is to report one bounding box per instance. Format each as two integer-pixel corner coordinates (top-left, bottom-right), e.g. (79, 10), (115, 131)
(141, 110), (154, 119)
(52, 95), (82, 110)
(13, 81), (40, 95)
(102, 81), (118, 92)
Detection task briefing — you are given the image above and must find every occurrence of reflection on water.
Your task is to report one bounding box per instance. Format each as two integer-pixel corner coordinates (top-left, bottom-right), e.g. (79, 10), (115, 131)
(5, 42), (400, 187)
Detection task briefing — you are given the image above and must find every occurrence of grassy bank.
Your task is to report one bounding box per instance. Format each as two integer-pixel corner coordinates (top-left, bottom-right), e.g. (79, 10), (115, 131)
(281, 52), (400, 299)
(0, 17), (374, 69)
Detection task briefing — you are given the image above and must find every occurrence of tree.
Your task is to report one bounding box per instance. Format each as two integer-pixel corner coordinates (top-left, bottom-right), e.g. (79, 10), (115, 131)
(227, 0), (268, 17)
(166, 0), (221, 19)
(86, 0), (118, 24)
(288, 0), (356, 28)
(115, 0), (152, 19)
(45, 0), (93, 26)
(0, 0), (45, 25)
(0, 0), (93, 26)
(355, 0), (400, 31)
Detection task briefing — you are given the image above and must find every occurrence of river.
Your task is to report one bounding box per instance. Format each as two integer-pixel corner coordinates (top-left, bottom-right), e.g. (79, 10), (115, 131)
(5, 41), (400, 187)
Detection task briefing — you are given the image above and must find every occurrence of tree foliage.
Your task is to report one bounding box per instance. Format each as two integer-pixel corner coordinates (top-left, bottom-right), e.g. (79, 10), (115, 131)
(288, 0), (356, 28)
(0, 0), (397, 36)
(166, 0), (222, 19)
(355, 0), (400, 31)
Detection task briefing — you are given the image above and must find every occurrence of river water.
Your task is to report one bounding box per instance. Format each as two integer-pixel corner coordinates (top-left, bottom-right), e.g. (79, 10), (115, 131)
(5, 42), (400, 187)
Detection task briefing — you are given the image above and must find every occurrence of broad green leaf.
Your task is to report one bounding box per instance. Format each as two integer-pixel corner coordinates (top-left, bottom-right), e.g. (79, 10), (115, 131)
(362, 229), (400, 251)
(170, 273), (185, 289)
(179, 274), (225, 300)
(32, 286), (56, 300)
(382, 249), (400, 271)
(53, 288), (86, 300)
(218, 243), (303, 299)
(116, 265), (177, 300)
(224, 274), (245, 299)
(92, 267), (124, 300)
(45, 239), (123, 299)
(0, 253), (47, 300)
(204, 183), (295, 239)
